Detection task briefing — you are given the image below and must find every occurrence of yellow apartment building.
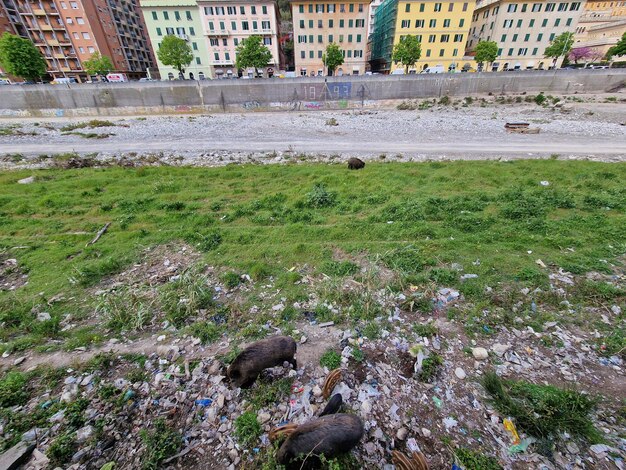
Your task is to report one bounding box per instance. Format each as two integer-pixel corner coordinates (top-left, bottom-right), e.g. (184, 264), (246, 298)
(574, 0), (626, 59)
(370, 0), (476, 72)
(291, 0), (370, 76)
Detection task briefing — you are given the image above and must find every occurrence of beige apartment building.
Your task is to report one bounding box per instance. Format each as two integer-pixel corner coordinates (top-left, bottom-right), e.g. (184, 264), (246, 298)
(467, 0), (586, 70)
(574, 0), (626, 59)
(291, 0), (370, 76)
(197, 0), (283, 78)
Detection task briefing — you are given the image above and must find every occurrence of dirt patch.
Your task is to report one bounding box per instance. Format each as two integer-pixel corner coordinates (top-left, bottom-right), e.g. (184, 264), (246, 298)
(0, 255), (28, 291)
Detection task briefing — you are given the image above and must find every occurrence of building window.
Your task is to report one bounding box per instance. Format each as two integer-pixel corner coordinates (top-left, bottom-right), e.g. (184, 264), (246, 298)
(503, 19), (513, 27)
(339, 34), (344, 42)
(60, 2), (66, 8)
(532, 47), (538, 54)
(151, 11), (157, 20)
(356, 19), (364, 27)
(210, 38), (218, 46)
(401, 19), (410, 27)
(189, 27), (195, 35)
(318, 34), (322, 42)
(297, 35), (307, 43)
(429, 19), (436, 27)
(186, 10), (192, 20)
(512, 33), (518, 42)
(349, 3), (354, 12)
(566, 18), (572, 25)
(348, 34), (353, 42)
(67, 18), (73, 23)
(78, 46), (84, 53)
(301, 51), (305, 58)
(192, 42), (198, 50)
(318, 50), (322, 58)
(329, 19), (333, 27)
(196, 57), (201, 64)
(452, 48), (458, 56)
(570, 2), (580, 10)
(240, 6), (245, 14)
(549, 33), (555, 40)
(73, 32), (78, 38)
(175, 11), (180, 20)
(546, 3), (555, 11)
(340, 19), (344, 27)
(558, 2), (568, 11)
(434, 2), (441, 11)
(299, 5), (304, 13)
(439, 48), (444, 56)
(232, 21), (237, 30)
(415, 19), (424, 27)
(443, 19), (450, 27)
(234, 38), (239, 45)
(518, 47), (527, 55)
(428, 34), (435, 42)
(405, 3), (410, 12)
(524, 33), (530, 41)
(347, 50), (352, 57)
(357, 34), (362, 42)
(516, 19), (522, 27)
(537, 33), (543, 41)
(82, 32), (90, 39)
(76, 17), (84, 24)
(329, 34), (333, 42)
(70, 1), (78, 8)
(309, 50), (314, 58)
(358, 4), (363, 11)
(214, 52), (219, 60)
(554, 18), (560, 26)
(420, 3), (425, 11)
(459, 18), (464, 27)
(309, 4), (313, 12)
(317, 4), (324, 12)
(225, 52), (230, 60)
(262, 20), (270, 29)
(440, 34), (449, 42)
(208, 21), (214, 30)
(156, 27), (162, 36)
(508, 47), (513, 55)
(300, 19), (305, 28)
(462, 2), (468, 11)
(529, 19), (534, 27)
(251, 6), (256, 14)
(242, 21), (249, 30)
(318, 19), (323, 28)
(497, 48), (502, 55)
(521, 3), (527, 11)
(454, 33), (463, 42)
(204, 6), (213, 14)
(328, 4), (335, 12)
(309, 34), (313, 42)
(216, 6), (224, 14)
(349, 19), (353, 27)
(163, 11), (169, 19)
(507, 4), (517, 11)
(264, 37), (271, 45)
(532, 3), (541, 11)
(253, 20), (258, 30)
(262, 5), (267, 14)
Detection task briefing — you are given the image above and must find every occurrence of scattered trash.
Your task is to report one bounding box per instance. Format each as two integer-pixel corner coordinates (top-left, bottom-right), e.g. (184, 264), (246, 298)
(503, 418), (521, 445)
(509, 437), (536, 454)
(195, 398), (213, 407)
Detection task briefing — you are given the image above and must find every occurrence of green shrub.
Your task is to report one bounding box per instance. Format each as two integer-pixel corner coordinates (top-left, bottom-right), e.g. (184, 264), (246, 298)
(188, 321), (223, 344)
(534, 93), (547, 105)
(320, 349), (342, 369)
(234, 412), (262, 447)
(140, 418), (182, 470)
(221, 271), (242, 289)
(416, 352), (442, 382)
(305, 183), (336, 208)
(46, 432), (77, 467)
(0, 371), (28, 408)
(455, 448), (502, 470)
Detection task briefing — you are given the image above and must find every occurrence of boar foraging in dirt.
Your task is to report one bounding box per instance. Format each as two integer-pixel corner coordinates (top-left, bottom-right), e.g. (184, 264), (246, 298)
(276, 414), (364, 469)
(226, 335), (297, 388)
(319, 393), (343, 416)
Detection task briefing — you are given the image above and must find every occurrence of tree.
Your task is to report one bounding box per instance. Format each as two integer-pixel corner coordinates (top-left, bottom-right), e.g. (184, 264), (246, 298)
(157, 35), (193, 77)
(392, 35), (421, 73)
(0, 33), (46, 81)
(474, 40), (498, 69)
(544, 32), (574, 65)
(568, 46), (593, 64)
(235, 35), (272, 77)
(83, 51), (113, 77)
(322, 43), (344, 76)
(606, 32), (626, 59)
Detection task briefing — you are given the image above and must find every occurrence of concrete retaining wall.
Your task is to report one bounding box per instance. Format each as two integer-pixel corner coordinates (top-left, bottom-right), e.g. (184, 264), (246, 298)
(1, 69), (624, 117)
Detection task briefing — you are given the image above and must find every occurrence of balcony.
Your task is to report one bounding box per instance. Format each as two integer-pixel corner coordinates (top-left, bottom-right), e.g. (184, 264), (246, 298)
(176, 33), (189, 40)
(33, 8), (45, 15)
(207, 29), (229, 36)
(48, 39), (58, 45)
(211, 59), (234, 65)
(40, 24), (53, 30)
(53, 52), (66, 58)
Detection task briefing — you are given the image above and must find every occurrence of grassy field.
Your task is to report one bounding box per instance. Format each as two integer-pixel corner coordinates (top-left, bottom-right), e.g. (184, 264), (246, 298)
(0, 160), (625, 354)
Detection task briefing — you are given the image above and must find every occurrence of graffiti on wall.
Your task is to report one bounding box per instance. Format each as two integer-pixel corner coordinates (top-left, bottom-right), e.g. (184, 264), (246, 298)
(301, 82), (352, 101)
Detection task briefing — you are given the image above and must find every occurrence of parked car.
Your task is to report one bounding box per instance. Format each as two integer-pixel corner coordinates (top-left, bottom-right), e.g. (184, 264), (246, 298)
(0, 79), (11, 85)
(51, 77), (77, 84)
(421, 65), (444, 74)
(106, 73), (128, 82)
(391, 69), (405, 75)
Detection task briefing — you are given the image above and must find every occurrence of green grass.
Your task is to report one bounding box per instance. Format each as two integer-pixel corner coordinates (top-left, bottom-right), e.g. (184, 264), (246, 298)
(0, 161), (624, 351)
(416, 352), (443, 382)
(320, 349), (342, 369)
(242, 376), (294, 411)
(0, 371), (28, 408)
(482, 371), (601, 443)
(139, 417), (182, 470)
(60, 119), (118, 132)
(454, 448), (502, 470)
(234, 411), (262, 447)
(47, 431), (77, 467)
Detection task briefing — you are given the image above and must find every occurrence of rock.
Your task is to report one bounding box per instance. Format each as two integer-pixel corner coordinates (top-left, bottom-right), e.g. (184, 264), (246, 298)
(76, 425), (94, 444)
(396, 427), (408, 440)
(454, 367), (466, 379)
(300, 335), (307, 344)
(258, 413), (271, 424)
(216, 394), (225, 409)
(312, 386), (322, 398)
(13, 356), (26, 366)
(156, 335), (166, 342)
(36, 312), (51, 322)
(361, 400), (372, 414)
(472, 347), (489, 360)
(71, 446), (91, 463)
(0, 441), (35, 470)
(421, 427), (431, 438)
(18, 176), (35, 184)
(492, 343), (512, 357)
(61, 384), (78, 402)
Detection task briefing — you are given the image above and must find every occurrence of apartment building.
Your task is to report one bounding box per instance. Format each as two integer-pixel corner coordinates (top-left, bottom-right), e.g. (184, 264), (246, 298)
(0, 0), (155, 81)
(467, 0), (586, 70)
(574, 0), (626, 58)
(198, 0), (283, 78)
(370, 0), (476, 72)
(140, 0), (212, 79)
(291, 0), (370, 76)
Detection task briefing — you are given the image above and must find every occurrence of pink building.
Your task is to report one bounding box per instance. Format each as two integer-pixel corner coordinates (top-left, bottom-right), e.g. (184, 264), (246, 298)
(197, 0), (283, 78)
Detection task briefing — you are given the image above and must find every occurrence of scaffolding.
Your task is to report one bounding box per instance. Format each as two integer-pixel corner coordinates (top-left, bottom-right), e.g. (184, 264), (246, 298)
(370, 0), (398, 72)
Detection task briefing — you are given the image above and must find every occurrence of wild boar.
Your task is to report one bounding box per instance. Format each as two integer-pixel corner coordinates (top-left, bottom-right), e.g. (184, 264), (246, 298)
(347, 157), (365, 170)
(319, 393), (343, 417)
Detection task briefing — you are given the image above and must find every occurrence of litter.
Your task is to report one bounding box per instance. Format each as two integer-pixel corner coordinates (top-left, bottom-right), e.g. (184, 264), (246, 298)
(195, 399), (213, 407)
(509, 437), (536, 454)
(503, 418), (521, 445)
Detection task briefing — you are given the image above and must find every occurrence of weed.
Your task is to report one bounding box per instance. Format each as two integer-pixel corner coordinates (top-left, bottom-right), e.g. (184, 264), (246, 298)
(320, 349), (342, 369)
(47, 431), (77, 467)
(140, 417), (182, 470)
(183, 230), (222, 251)
(65, 397), (89, 428)
(382, 246), (433, 275)
(249, 262), (272, 281)
(60, 120), (117, 132)
(234, 411), (262, 447)
(397, 101), (417, 110)
(305, 183), (336, 208)
(482, 371), (601, 442)
(325, 118), (339, 126)
(62, 131), (113, 139)
(126, 368), (149, 384)
(454, 448), (502, 470)
(362, 322), (382, 340)
(321, 260), (359, 277)
(242, 376), (294, 410)
(160, 268), (214, 327)
(351, 347), (364, 362)
(597, 327), (625, 358)
(0, 371), (28, 408)
(221, 271), (242, 289)
(416, 352), (442, 382)
(439, 95), (451, 105)
(96, 289), (155, 332)
(429, 268), (457, 284)
(534, 93), (547, 105)
(413, 323), (438, 338)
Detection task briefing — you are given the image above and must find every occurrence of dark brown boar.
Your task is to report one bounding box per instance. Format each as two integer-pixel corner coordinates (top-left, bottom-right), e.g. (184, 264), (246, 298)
(226, 335), (297, 388)
(347, 157), (365, 170)
(319, 393), (343, 417)
(276, 414), (364, 469)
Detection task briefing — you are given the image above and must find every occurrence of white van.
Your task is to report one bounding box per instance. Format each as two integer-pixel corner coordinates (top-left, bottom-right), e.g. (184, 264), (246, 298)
(391, 69), (405, 75)
(106, 73), (128, 83)
(422, 65), (445, 74)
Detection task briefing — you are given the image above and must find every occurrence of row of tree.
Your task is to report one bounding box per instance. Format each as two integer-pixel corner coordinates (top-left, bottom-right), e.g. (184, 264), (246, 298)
(391, 32), (626, 73)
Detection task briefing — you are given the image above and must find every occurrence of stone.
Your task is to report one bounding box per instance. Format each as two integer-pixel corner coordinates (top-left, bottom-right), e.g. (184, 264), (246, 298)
(312, 386), (322, 398)
(37, 312), (51, 322)
(472, 347), (489, 360)
(421, 427), (431, 438)
(492, 343), (512, 357)
(76, 425), (94, 444)
(13, 357), (26, 366)
(361, 400), (372, 414)
(18, 176), (35, 184)
(454, 367), (466, 380)
(0, 441), (35, 470)
(396, 427), (408, 440)
(258, 413), (271, 424)
(157, 335), (166, 342)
